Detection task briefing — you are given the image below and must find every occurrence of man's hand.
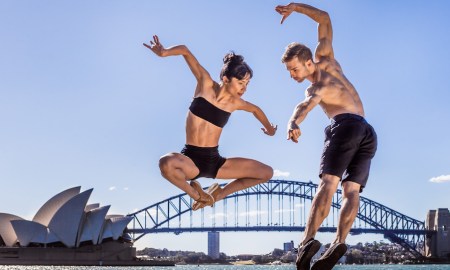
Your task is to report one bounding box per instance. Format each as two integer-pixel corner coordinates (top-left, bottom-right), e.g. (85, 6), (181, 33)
(287, 121), (301, 143)
(275, 3), (296, 24)
(143, 35), (166, 57)
(262, 123), (278, 136)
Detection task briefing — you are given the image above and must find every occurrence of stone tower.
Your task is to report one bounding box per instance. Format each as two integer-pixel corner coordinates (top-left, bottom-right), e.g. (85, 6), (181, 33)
(425, 208), (450, 258)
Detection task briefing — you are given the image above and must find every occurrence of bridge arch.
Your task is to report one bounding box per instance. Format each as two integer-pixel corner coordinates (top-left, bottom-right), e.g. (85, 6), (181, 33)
(127, 179), (426, 257)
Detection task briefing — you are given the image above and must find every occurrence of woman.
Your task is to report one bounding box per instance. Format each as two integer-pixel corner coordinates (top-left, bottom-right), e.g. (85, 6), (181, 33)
(144, 35), (277, 210)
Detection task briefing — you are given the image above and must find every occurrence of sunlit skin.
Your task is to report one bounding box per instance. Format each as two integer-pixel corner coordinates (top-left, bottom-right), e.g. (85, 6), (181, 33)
(285, 57), (316, 83)
(144, 35), (277, 208)
(276, 2), (368, 249)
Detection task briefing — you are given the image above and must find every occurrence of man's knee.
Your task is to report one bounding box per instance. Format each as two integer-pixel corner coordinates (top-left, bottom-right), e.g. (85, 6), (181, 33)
(342, 181), (361, 198)
(342, 181), (361, 194)
(318, 173), (340, 194)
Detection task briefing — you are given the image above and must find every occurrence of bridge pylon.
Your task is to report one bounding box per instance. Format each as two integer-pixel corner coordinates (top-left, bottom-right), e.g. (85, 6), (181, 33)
(425, 208), (450, 259)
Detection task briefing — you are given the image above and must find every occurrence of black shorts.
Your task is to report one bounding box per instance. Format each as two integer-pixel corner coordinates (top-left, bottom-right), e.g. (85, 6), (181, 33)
(319, 113), (377, 192)
(181, 144), (227, 180)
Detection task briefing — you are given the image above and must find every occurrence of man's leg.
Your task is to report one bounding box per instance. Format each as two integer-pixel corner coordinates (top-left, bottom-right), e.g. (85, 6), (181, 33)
(294, 174), (339, 270)
(310, 181), (359, 270)
(301, 173), (340, 245)
(335, 181), (360, 243)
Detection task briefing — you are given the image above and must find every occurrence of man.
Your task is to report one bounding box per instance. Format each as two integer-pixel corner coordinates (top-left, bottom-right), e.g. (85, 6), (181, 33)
(275, 3), (377, 270)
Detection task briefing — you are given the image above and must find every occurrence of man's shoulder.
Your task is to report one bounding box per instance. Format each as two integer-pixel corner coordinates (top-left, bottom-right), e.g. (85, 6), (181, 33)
(305, 83), (325, 96)
(317, 57), (341, 71)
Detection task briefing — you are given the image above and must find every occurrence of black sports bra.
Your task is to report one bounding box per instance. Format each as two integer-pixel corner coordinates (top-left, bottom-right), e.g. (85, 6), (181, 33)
(189, 97), (231, 128)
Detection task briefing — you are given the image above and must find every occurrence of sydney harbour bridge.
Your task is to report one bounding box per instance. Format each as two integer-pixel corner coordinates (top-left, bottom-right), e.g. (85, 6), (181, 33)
(126, 179), (430, 258)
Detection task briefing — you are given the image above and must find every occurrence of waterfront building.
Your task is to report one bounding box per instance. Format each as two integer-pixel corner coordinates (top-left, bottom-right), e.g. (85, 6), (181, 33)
(208, 231), (220, 259)
(283, 240), (294, 252)
(0, 186), (174, 266)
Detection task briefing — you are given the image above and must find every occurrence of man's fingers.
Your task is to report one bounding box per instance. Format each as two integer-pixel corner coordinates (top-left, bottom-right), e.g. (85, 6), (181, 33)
(287, 134), (298, 143)
(287, 129), (300, 142)
(280, 15), (288, 24)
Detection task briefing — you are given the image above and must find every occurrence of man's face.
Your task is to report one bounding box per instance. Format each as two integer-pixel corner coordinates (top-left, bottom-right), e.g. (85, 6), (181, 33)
(285, 57), (309, 83)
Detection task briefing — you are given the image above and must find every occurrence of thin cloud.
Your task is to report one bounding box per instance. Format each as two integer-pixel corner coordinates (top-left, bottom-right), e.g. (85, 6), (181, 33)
(274, 169), (290, 178)
(430, 175), (450, 183)
(109, 186), (129, 191)
(239, 210), (268, 217)
(208, 212), (229, 219)
(275, 209), (295, 213)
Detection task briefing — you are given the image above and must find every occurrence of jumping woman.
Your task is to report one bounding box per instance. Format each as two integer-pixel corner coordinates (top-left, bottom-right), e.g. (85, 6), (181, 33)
(144, 35), (277, 210)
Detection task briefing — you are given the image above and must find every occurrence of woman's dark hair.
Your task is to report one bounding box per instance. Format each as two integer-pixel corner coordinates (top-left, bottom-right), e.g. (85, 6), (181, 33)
(220, 52), (253, 81)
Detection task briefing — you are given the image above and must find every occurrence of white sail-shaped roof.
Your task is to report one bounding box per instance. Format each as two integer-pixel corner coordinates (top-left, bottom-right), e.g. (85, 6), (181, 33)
(48, 189), (92, 248)
(77, 205), (110, 246)
(99, 216), (133, 243)
(109, 216), (133, 240)
(105, 214), (124, 219)
(11, 220), (58, 246)
(33, 186), (81, 226)
(1, 186), (134, 249)
(85, 203), (100, 212)
(0, 213), (24, 246)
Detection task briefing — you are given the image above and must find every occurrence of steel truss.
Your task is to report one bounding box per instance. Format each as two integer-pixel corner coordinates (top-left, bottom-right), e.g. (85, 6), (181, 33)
(127, 179), (429, 257)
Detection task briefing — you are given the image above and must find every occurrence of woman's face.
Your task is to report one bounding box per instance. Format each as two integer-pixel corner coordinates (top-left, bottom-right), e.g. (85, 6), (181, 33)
(227, 73), (251, 97)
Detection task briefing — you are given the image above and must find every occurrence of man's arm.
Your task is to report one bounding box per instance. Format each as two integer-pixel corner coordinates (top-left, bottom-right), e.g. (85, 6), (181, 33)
(287, 93), (321, 143)
(276, 3), (334, 61)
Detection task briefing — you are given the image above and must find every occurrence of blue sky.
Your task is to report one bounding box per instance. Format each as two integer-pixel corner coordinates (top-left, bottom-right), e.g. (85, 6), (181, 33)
(1, 0), (450, 255)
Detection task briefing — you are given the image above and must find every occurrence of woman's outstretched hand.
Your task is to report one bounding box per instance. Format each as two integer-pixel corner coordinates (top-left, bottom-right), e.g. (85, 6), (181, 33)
(262, 123), (278, 136)
(143, 35), (166, 57)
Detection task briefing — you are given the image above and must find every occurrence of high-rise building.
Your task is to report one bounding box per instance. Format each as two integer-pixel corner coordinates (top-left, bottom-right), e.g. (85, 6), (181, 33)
(284, 240), (294, 252)
(208, 231), (220, 259)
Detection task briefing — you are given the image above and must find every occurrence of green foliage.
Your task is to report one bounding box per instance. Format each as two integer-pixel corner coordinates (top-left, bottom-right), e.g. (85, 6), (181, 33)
(137, 241), (417, 265)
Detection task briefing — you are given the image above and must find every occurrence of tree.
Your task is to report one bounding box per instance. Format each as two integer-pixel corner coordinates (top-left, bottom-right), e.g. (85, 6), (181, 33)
(252, 255), (262, 264)
(271, 248), (284, 257)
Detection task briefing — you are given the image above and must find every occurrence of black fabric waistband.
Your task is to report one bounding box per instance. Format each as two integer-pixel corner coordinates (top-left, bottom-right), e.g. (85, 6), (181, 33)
(331, 113), (366, 124)
(184, 144), (219, 151)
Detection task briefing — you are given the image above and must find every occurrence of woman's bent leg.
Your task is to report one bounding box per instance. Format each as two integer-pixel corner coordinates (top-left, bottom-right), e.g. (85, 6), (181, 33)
(214, 157), (273, 201)
(158, 152), (201, 200)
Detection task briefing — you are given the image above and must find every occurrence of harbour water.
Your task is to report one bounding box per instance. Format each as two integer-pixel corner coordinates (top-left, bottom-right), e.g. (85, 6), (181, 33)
(1, 265), (450, 270)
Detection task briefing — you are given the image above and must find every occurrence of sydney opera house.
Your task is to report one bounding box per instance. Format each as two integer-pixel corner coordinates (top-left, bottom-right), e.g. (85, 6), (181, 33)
(0, 186), (171, 266)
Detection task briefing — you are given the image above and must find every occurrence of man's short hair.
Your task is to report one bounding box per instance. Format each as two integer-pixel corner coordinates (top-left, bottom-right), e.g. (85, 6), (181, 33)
(281, 42), (313, 63)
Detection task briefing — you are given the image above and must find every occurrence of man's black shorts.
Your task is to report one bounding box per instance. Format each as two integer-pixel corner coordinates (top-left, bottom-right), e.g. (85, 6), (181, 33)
(319, 113), (377, 192)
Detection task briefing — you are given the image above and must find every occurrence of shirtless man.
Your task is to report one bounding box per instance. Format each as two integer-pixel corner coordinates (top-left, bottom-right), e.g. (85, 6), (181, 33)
(276, 3), (377, 270)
